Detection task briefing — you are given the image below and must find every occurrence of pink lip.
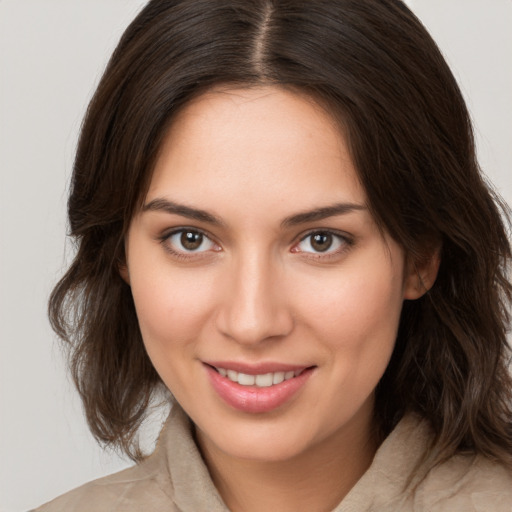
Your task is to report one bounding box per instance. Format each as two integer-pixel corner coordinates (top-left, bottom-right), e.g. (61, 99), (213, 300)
(204, 363), (314, 414)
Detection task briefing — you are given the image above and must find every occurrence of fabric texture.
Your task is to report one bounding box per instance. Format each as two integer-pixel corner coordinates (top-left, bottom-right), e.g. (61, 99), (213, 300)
(34, 405), (512, 512)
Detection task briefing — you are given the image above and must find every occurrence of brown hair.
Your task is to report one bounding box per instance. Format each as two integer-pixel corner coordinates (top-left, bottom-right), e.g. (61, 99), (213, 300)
(50, 0), (512, 466)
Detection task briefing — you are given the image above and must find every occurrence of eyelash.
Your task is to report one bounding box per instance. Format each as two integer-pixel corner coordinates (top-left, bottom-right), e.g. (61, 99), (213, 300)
(158, 228), (353, 261)
(292, 230), (354, 260)
(158, 227), (220, 260)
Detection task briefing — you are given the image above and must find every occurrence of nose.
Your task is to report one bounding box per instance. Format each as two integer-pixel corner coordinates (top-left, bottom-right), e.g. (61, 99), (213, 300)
(215, 251), (294, 346)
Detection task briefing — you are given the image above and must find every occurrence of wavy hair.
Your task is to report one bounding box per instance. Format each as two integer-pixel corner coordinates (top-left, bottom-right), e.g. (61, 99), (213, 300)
(49, 0), (512, 465)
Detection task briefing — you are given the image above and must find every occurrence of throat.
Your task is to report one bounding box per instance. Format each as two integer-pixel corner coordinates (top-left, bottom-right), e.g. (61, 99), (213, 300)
(194, 418), (378, 512)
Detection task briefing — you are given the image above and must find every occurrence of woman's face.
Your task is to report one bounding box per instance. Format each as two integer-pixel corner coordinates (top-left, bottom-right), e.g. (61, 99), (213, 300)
(124, 86), (420, 463)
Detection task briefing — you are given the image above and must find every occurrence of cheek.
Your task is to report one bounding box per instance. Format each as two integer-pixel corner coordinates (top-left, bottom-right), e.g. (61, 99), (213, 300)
(129, 268), (220, 402)
(297, 269), (404, 424)
(128, 257), (218, 357)
(298, 267), (403, 334)
(292, 256), (404, 373)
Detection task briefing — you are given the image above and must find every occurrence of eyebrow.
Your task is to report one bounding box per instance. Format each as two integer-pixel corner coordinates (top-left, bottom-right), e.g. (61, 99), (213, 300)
(143, 198), (225, 226)
(143, 198), (366, 228)
(280, 203), (366, 228)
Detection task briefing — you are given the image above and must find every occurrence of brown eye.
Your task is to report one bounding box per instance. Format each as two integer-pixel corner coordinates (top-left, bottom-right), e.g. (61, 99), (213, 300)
(295, 231), (347, 255)
(181, 231), (203, 250)
(166, 229), (217, 253)
(310, 233), (333, 252)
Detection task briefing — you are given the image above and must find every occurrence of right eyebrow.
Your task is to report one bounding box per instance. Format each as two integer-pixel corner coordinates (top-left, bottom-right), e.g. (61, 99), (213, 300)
(280, 202), (366, 228)
(142, 198), (225, 226)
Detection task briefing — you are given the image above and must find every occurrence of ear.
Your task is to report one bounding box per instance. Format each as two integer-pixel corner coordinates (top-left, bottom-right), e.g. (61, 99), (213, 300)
(403, 246), (441, 300)
(118, 262), (131, 285)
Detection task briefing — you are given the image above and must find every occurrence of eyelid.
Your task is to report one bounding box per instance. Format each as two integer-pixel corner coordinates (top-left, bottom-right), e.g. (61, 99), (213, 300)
(158, 226), (221, 257)
(291, 229), (354, 256)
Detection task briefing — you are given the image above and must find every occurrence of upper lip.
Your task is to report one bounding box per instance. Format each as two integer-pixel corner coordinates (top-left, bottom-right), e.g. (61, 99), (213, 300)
(203, 361), (314, 375)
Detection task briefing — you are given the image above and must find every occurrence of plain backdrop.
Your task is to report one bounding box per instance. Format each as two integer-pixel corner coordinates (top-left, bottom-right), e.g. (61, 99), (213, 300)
(1, 1), (511, 511)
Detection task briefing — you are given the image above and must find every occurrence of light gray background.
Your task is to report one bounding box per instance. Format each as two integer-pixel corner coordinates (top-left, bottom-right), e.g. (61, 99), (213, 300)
(1, 1), (511, 511)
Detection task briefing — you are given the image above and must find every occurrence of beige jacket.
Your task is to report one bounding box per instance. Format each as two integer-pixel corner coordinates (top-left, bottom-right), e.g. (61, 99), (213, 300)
(34, 405), (512, 512)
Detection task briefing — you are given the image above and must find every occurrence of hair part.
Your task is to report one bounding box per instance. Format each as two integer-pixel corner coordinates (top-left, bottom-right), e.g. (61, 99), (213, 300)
(49, 0), (512, 466)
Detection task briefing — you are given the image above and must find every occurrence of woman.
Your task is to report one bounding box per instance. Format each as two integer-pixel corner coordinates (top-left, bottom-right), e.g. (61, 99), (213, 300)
(35, 0), (512, 510)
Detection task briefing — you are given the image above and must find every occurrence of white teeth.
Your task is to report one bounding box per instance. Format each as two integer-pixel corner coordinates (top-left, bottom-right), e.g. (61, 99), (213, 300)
(255, 373), (273, 387)
(272, 371), (285, 384)
(238, 372), (255, 386)
(216, 367), (303, 387)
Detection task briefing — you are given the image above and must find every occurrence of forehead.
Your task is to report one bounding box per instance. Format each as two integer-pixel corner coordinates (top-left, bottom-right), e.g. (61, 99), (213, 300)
(147, 86), (366, 214)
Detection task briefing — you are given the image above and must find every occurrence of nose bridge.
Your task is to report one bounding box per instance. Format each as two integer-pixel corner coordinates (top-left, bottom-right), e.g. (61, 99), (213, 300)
(217, 246), (292, 344)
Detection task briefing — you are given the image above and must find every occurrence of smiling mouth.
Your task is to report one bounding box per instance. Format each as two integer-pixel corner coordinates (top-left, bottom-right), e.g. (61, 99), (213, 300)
(213, 367), (305, 388)
(205, 363), (315, 413)
(209, 366), (310, 388)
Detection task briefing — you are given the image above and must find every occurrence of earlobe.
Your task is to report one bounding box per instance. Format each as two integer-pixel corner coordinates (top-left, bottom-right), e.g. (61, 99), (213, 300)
(403, 247), (441, 300)
(119, 263), (131, 285)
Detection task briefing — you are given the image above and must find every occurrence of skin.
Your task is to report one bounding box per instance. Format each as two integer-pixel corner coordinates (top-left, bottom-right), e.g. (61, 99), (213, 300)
(122, 86), (436, 512)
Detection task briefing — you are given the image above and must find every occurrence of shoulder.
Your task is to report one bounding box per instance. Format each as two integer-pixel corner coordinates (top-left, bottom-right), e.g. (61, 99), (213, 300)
(362, 415), (512, 512)
(416, 453), (512, 512)
(32, 404), (213, 512)
(33, 458), (177, 512)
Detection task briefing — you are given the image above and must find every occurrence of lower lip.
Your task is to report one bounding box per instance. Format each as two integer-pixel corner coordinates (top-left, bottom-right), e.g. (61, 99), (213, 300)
(205, 365), (314, 414)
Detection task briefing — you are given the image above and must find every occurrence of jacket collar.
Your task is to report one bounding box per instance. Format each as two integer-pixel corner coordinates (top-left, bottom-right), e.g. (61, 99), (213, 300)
(151, 403), (431, 512)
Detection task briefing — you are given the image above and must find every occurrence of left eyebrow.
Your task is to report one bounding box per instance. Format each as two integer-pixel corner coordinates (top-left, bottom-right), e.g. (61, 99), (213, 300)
(142, 198), (225, 226)
(281, 203), (366, 228)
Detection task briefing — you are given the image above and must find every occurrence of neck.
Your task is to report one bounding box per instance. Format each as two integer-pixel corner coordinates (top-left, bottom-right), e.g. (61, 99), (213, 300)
(196, 406), (378, 512)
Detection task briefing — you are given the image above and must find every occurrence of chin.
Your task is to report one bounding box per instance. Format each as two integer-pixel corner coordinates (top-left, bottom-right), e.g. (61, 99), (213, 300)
(195, 412), (323, 463)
